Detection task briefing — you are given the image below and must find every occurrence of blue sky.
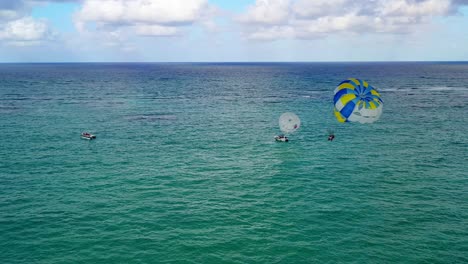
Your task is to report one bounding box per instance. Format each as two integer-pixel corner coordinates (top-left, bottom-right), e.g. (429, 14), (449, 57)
(1, 0), (468, 62)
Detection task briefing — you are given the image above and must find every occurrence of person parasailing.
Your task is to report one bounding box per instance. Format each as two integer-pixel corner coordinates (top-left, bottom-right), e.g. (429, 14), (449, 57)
(275, 112), (300, 142)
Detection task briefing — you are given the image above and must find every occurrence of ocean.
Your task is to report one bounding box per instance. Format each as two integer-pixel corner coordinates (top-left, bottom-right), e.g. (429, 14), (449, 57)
(0, 62), (467, 263)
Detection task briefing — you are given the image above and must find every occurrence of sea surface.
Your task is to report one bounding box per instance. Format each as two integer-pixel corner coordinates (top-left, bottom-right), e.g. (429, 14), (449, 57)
(0, 62), (467, 263)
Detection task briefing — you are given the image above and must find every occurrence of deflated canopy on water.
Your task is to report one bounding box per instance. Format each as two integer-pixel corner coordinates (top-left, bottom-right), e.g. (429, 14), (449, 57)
(334, 78), (383, 124)
(279, 112), (301, 134)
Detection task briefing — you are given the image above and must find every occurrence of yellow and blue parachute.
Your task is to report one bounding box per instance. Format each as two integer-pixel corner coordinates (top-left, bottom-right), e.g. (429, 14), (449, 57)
(334, 78), (383, 124)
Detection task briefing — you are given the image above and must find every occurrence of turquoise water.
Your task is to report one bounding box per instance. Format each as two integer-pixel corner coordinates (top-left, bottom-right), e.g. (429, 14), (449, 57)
(0, 63), (467, 263)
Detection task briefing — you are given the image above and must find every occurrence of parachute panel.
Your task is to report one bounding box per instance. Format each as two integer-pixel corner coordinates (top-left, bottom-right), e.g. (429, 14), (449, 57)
(333, 78), (383, 124)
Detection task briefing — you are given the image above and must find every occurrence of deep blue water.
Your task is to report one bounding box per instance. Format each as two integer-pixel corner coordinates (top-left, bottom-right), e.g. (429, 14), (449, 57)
(0, 62), (467, 263)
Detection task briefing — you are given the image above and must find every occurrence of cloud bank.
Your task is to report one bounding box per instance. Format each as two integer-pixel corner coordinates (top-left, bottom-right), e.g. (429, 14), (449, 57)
(0, 0), (70, 46)
(238, 0), (465, 40)
(0, 0), (467, 62)
(0, 17), (53, 46)
(74, 0), (213, 37)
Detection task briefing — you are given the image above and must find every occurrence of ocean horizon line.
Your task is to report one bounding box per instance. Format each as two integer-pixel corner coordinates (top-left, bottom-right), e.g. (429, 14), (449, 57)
(0, 60), (467, 64)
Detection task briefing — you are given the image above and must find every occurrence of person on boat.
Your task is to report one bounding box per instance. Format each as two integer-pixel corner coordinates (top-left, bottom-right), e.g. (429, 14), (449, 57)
(275, 134), (288, 141)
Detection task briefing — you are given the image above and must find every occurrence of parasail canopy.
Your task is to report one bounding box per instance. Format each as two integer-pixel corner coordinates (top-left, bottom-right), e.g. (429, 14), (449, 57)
(279, 112), (301, 134)
(334, 78), (383, 124)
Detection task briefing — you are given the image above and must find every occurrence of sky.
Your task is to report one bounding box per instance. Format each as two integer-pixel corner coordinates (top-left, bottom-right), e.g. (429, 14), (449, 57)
(0, 0), (468, 62)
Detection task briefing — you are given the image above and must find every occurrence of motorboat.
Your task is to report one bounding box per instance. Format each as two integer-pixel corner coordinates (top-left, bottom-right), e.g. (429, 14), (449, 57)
(81, 132), (96, 140)
(274, 135), (288, 142)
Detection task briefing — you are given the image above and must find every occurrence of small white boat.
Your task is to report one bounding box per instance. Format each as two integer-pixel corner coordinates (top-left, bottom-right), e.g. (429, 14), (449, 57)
(81, 132), (96, 140)
(274, 135), (288, 142)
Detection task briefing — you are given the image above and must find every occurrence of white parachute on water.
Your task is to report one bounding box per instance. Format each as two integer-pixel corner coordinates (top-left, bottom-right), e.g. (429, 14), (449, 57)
(279, 112), (301, 134)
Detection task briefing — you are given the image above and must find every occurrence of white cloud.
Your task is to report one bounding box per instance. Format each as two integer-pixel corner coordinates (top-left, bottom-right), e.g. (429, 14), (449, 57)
(244, 25), (294, 40)
(292, 0), (350, 19)
(239, 0), (462, 40)
(80, 0), (206, 25)
(378, 0), (451, 17)
(0, 0), (72, 46)
(75, 0), (210, 37)
(0, 17), (53, 46)
(238, 0), (290, 25)
(134, 25), (180, 36)
(0, 9), (20, 21)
